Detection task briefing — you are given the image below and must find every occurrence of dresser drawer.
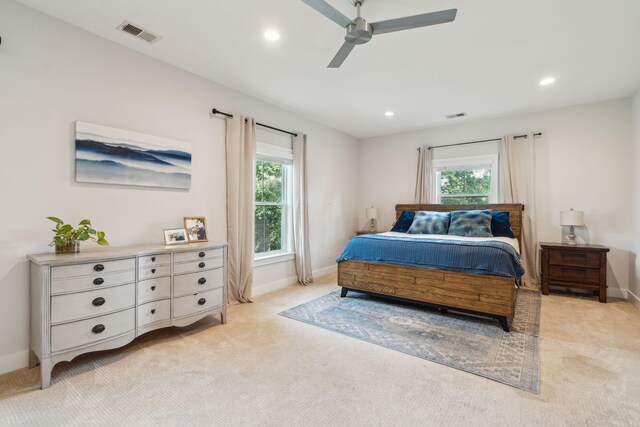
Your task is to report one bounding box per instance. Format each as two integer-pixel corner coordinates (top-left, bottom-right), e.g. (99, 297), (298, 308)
(548, 265), (600, 285)
(173, 287), (223, 319)
(174, 268), (223, 297)
(173, 248), (223, 264)
(52, 258), (135, 279)
(51, 269), (135, 295)
(139, 254), (171, 268)
(138, 265), (171, 281)
(174, 257), (223, 275)
(51, 283), (135, 324)
(137, 299), (171, 328)
(548, 250), (600, 268)
(138, 277), (171, 304)
(51, 308), (135, 352)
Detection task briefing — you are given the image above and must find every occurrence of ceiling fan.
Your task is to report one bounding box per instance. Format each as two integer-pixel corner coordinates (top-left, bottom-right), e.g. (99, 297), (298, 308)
(301, 0), (457, 68)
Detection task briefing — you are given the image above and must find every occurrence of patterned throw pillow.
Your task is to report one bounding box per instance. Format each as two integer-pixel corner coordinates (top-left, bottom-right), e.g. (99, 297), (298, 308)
(390, 210), (416, 233)
(448, 210), (493, 237)
(407, 211), (451, 235)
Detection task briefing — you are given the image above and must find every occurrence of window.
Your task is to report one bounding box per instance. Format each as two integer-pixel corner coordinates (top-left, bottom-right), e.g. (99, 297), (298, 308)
(433, 155), (498, 204)
(254, 139), (293, 262)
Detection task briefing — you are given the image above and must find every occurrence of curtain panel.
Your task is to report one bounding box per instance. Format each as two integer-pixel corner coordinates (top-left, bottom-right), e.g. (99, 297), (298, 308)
(292, 133), (313, 285)
(225, 116), (256, 303)
(500, 134), (538, 289)
(414, 146), (433, 204)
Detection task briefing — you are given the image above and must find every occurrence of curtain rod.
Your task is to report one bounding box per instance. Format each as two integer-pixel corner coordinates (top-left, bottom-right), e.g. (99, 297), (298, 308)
(211, 108), (298, 137)
(418, 133), (542, 151)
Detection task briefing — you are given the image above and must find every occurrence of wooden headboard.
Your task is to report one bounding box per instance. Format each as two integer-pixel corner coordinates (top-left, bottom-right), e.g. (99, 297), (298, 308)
(395, 203), (525, 247)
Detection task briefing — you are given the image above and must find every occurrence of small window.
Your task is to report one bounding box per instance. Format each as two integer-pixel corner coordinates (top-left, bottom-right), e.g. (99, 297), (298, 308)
(254, 158), (292, 257)
(433, 155), (498, 204)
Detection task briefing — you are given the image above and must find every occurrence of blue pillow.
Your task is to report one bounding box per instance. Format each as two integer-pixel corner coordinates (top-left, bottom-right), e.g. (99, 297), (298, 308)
(407, 211), (451, 235)
(491, 211), (515, 238)
(448, 209), (493, 237)
(390, 210), (415, 233)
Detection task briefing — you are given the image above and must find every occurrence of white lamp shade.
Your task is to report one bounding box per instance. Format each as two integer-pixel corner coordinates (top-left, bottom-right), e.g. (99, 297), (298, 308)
(560, 210), (584, 226)
(366, 207), (378, 220)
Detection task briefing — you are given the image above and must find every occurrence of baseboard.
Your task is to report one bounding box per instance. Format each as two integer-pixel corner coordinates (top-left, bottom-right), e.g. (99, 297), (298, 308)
(252, 264), (337, 298)
(0, 350), (29, 376)
(607, 288), (628, 299)
(628, 290), (640, 310)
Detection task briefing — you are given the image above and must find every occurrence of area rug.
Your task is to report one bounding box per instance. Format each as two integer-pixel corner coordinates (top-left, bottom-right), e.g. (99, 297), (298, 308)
(279, 289), (540, 393)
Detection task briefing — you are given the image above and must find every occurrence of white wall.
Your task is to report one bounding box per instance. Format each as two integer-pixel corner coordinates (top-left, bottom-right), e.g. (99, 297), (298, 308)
(630, 90), (640, 307)
(0, 1), (359, 374)
(358, 99), (633, 298)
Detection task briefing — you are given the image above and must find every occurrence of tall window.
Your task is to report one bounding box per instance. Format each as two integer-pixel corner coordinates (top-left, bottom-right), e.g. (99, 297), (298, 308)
(433, 155), (498, 204)
(254, 134), (294, 261)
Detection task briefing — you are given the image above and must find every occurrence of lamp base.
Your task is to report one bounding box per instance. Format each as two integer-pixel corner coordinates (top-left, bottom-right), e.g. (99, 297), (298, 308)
(369, 219), (376, 232)
(565, 225), (577, 245)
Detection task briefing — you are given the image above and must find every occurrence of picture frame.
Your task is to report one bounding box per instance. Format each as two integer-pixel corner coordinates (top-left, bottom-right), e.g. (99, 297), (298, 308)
(184, 216), (208, 243)
(163, 228), (189, 246)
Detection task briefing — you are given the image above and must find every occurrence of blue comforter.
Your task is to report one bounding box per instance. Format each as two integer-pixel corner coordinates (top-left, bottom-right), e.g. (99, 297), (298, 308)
(336, 234), (525, 280)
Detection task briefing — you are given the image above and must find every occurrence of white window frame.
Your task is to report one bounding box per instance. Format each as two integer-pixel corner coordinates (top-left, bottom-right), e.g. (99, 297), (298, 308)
(254, 152), (294, 264)
(432, 154), (499, 204)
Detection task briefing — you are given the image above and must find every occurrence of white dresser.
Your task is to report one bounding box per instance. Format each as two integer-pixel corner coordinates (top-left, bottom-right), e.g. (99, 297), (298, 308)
(28, 242), (227, 389)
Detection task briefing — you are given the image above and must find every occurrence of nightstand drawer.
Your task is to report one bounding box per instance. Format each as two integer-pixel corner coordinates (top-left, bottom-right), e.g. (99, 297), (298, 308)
(548, 250), (600, 268)
(548, 265), (600, 285)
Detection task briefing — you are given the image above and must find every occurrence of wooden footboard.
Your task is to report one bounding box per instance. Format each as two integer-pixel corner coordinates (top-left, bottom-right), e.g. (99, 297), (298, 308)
(338, 261), (517, 318)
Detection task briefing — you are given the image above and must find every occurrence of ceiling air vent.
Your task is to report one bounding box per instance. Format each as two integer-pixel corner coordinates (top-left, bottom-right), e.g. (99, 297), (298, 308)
(445, 112), (467, 119)
(117, 21), (161, 44)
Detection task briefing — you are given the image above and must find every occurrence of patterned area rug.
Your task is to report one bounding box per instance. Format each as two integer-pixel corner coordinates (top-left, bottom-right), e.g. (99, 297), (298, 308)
(280, 289), (540, 393)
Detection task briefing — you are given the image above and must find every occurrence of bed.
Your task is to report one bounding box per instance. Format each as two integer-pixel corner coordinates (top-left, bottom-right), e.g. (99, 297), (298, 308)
(337, 203), (525, 331)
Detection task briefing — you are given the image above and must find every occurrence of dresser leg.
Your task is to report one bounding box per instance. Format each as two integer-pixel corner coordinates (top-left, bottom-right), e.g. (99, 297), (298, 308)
(40, 358), (52, 389)
(29, 350), (39, 368)
(599, 287), (607, 303)
(541, 280), (549, 296)
(220, 311), (227, 324)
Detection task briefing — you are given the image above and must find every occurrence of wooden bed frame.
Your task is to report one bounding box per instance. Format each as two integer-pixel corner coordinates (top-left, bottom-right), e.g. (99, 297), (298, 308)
(338, 203), (524, 331)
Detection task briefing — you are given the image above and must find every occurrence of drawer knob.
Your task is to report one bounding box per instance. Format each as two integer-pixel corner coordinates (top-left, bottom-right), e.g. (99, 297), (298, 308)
(151, 268), (156, 274)
(93, 277), (104, 285)
(198, 262), (206, 268)
(92, 297), (106, 306)
(94, 264), (105, 272)
(198, 277), (207, 285)
(198, 298), (206, 305)
(198, 252), (206, 258)
(151, 286), (156, 291)
(92, 324), (105, 334)
(151, 257), (156, 262)
(151, 309), (156, 315)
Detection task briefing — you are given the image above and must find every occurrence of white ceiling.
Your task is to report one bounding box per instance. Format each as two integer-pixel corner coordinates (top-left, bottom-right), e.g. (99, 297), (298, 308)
(15, 0), (640, 138)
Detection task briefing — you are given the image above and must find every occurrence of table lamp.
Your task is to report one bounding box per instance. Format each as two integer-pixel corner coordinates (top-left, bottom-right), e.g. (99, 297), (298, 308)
(560, 208), (584, 245)
(366, 206), (378, 232)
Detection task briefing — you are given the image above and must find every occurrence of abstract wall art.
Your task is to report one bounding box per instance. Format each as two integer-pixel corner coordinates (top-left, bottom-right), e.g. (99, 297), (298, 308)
(75, 121), (191, 190)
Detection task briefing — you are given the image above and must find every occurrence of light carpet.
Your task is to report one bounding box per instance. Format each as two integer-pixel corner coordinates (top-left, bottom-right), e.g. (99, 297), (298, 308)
(280, 289), (540, 392)
(0, 274), (639, 426)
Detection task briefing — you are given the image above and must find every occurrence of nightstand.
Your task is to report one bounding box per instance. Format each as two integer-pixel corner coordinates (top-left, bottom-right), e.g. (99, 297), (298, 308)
(355, 230), (385, 236)
(539, 242), (610, 303)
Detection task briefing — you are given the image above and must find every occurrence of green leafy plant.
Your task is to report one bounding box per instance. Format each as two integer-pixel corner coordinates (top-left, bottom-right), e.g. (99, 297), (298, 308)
(47, 217), (109, 247)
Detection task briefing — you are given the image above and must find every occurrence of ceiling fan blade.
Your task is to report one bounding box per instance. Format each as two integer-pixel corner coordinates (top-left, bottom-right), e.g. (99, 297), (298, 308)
(328, 42), (356, 68)
(301, 0), (354, 28)
(371, 9), (457, 35)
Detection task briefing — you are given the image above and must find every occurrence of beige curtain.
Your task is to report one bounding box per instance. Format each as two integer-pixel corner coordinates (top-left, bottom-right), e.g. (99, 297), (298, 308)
(225, 116), (256, 303)
(414, 146), (433, 203)
(292, 133), (313, 285)
(500, 134), (538, 289)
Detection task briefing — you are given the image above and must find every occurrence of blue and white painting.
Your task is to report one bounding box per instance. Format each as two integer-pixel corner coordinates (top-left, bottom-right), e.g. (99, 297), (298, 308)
(75, 122), (191, 190)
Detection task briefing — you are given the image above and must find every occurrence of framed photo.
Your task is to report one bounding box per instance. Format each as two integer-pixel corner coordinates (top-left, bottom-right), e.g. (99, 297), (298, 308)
(163, 228), (189, 245)
(184, 216), (208, 243)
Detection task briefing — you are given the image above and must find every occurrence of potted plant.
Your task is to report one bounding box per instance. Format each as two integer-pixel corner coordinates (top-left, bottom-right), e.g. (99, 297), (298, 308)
(47, 217), (109, 254)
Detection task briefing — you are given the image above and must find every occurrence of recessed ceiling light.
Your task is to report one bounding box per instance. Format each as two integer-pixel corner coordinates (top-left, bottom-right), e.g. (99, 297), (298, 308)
(264, 30), (280, 42)
(539, 77), (556, 86)
(385, 111), (395, 117)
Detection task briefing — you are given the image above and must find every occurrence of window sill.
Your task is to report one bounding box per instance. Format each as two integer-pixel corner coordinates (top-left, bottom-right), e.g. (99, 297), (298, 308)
(254, 252), (295, 267)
